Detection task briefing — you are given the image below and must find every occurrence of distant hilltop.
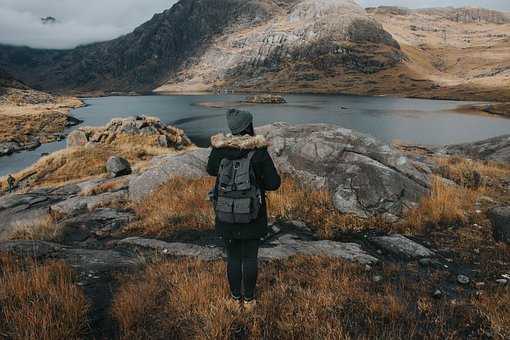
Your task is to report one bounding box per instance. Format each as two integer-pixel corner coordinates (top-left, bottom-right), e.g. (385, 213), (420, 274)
(41, 16), (57, 25)
(366, 6), (510, 24)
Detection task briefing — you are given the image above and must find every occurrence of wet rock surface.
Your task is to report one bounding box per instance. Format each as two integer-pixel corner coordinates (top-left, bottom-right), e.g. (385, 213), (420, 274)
(258, 122), (431, 217)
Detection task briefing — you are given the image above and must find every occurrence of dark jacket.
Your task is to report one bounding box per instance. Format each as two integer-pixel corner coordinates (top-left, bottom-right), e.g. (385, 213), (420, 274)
(207, 134), (281, 240)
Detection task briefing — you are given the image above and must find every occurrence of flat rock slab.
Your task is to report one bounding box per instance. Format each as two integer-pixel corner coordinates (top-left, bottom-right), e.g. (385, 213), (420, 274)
(118, 233), (378, 264)
(260, 234), (377, 264)
(118, 237), (223, 261)
(438, 134), (510, 164)
(59, 208), (135, 243)
(370, 234), (434, 259)
(0, 240), (139, 272)
(50, 190), (128, 217)
(0, 185), (81, 240)
(129, 148), (210, 201)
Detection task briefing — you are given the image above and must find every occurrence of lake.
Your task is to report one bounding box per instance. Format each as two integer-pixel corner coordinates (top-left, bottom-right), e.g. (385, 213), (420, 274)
(2, 93), (510, 177)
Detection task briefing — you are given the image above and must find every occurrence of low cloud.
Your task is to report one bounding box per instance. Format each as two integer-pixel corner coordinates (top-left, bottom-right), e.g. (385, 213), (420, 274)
(0, 0), (176, 49)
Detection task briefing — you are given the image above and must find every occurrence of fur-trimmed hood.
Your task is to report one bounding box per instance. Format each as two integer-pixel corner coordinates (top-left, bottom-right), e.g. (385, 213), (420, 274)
(211, 133), (268, 149)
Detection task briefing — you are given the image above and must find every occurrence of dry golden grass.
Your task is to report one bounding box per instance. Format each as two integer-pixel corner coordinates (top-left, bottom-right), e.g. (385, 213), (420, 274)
(112, 257), (495, 339)
(476, 287), (510, 339)
(125, 176), (376, 240)
(435, 156), (510, 189)
(0, 111), (69, 143)
(406, 176), (478, 232)
(8, 214), (63, 241)
(80, 177), (130, 197)
(0, 255), (89, 340)
(125, 177), (216, 238)
(1, 143), (174, 190)
(267, 177), (380, 238)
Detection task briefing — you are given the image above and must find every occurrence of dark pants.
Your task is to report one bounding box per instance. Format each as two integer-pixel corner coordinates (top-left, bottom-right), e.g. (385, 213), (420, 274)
(224, 238), (259, 301)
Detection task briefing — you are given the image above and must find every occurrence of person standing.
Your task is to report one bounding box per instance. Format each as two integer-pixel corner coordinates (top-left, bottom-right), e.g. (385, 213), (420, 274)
(7, 174), (15, 193)
(207, 109), (281, 311)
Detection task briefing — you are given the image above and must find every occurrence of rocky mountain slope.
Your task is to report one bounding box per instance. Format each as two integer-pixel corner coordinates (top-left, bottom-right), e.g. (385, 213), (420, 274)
(0, 0), (402, 94)
(367, 6), (510, 101)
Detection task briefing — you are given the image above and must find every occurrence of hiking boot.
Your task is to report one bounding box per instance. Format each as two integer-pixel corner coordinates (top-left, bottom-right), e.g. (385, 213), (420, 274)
(243, 299), (256, 313)
(226, 294), (242, 312)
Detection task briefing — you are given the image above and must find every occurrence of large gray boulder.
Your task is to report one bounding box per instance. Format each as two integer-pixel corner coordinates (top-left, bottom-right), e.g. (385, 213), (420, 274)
(129, 148), (210, 201)
(487, 206), (510, 243)
(438, 134), (510, 164)
(258, 123), (431, 217)
(106, 156), (132, 178)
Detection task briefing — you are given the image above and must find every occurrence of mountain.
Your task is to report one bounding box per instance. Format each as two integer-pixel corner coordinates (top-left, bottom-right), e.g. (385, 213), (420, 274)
(0, 0), (402, 94)
(367, 6), (510, 101)
(0, 1), (509, 101)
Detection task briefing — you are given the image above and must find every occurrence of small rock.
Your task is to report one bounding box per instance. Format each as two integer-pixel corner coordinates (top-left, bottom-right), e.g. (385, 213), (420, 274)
(371, 234), (435, 259)
(373, 275), (383, 283)
(496, 279), (508, 285)
(432, 289), (443, 299)
(474, 248), (480, 254)
(457, 274), (470, 285)
(106, 156), (132, 178)
(245, 94), (286, 104)
(487, 206), (510, 244)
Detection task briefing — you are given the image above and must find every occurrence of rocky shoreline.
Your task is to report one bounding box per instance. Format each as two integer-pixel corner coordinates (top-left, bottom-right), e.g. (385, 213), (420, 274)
(0, 87), (85, 157)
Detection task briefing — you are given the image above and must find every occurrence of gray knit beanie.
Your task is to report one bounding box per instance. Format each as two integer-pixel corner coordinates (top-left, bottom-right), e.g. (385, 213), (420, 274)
(226, 109), (253, 135)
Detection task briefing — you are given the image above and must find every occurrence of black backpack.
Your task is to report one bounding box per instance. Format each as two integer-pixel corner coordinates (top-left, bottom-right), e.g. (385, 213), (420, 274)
(211, 151), (262, 224)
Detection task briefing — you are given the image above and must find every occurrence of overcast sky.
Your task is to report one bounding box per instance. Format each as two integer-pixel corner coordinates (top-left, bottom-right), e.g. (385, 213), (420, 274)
(1, 0), (509, 50)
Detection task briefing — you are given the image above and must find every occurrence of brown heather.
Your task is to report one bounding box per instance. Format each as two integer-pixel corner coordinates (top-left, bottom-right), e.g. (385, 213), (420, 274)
(405, 176), (478, 231)
(8, 214), (63, 242)
(2, 143), (172, 190)
(125, 177), (216, 237)
(126, 176), (381, 240)
(435, 156), (510, 189)
(112, 257), (503, 339)
(0, 255), (89, 340)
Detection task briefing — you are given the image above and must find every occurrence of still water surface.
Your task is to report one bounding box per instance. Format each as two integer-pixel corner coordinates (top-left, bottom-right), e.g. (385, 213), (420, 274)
(2, 94), (510, 177)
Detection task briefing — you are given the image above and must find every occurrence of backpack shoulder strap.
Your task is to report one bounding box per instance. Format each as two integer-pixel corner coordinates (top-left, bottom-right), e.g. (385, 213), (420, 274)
(246, 150), (256, 162)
